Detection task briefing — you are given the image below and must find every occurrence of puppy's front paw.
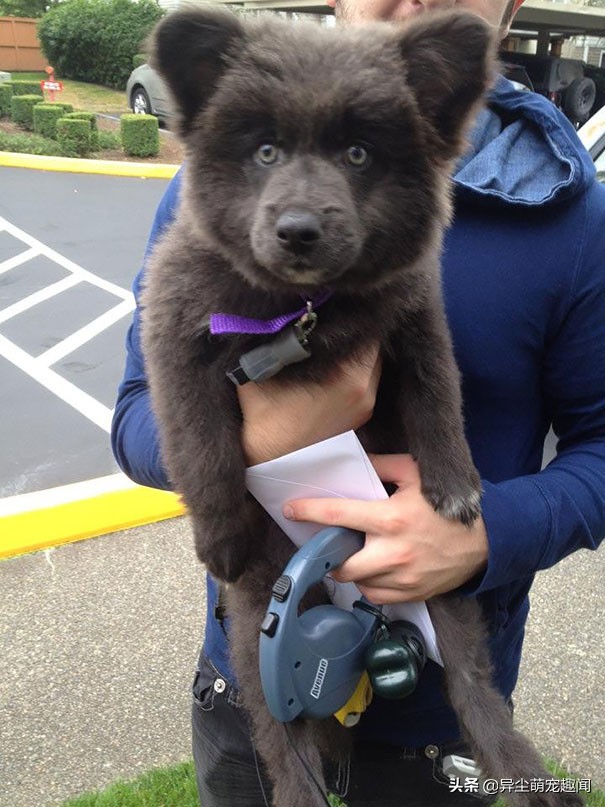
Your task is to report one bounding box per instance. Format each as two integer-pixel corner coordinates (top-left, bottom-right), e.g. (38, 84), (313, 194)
(425, 486), (482, 526)
(192, 522), (251, 583)
(203, 546), (248, 583)
(420, 457), (482, 526)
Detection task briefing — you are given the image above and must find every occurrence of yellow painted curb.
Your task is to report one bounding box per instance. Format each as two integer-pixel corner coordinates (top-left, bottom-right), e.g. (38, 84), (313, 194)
(0, 150), (179, 178)
(0, 486), (186, 560)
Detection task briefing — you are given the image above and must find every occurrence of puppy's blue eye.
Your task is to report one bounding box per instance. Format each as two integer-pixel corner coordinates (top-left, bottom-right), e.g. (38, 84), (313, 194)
(345, 144), (369, 167)
(255, 144), (280, 165)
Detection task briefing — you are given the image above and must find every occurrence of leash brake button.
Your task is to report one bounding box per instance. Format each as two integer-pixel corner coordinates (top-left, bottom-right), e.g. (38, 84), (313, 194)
(272, 575), (293, 603)
(260, 612), (280, 638)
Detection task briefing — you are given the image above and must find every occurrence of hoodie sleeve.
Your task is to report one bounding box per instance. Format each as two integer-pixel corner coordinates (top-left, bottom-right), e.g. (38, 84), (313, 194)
(110, 170), (183, 490)
(468, 180), (605, 595)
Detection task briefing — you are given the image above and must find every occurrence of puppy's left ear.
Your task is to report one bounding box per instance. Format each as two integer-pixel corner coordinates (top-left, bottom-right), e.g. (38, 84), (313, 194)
(397, 11), (496, 159)
(150, 6), (245, 137)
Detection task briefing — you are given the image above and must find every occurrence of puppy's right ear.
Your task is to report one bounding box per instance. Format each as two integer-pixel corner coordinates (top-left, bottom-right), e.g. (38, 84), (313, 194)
(396, 10), (495, 161)
(150, 7), (244, 136)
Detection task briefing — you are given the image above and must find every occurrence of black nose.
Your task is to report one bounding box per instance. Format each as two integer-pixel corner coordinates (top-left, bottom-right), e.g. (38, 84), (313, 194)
(275, 211), (322, 254)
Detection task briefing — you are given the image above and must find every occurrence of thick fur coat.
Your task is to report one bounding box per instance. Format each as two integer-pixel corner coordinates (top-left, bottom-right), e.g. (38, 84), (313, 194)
(141, 7), (583, 806)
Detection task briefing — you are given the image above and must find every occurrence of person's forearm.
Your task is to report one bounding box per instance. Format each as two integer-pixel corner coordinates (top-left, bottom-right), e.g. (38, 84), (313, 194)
(467, 444), (605, 595)
(111, 385), (171, 490)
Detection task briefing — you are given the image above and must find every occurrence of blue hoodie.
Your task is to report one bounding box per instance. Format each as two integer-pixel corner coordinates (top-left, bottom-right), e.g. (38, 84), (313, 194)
(111, 78), (605, 747)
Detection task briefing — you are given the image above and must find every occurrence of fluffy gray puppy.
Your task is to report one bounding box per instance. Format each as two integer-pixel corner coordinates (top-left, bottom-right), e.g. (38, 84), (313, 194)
(141, 7), (582, 806)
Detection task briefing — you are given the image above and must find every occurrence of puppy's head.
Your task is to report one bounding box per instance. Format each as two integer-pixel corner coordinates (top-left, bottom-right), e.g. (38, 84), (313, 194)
(151, 7), (495, 292)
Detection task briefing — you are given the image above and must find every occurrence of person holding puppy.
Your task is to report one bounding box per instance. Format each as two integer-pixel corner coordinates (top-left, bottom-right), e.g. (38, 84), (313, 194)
(111, 0), (605, 803)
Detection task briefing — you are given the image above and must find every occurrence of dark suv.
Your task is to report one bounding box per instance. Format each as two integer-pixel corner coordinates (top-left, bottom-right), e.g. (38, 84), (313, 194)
(500, 51), (596, 127)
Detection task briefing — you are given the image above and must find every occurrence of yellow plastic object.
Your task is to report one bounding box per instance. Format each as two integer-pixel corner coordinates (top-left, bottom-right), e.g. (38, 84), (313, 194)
(333, 671), (373, 727)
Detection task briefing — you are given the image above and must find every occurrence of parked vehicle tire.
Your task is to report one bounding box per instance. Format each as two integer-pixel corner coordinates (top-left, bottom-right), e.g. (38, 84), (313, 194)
(563, 77), (596, 125)
(131, 86), (152, 115)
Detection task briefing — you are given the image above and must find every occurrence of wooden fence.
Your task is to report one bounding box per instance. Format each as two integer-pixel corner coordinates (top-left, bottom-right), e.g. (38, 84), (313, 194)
(0, 17), (46, 72)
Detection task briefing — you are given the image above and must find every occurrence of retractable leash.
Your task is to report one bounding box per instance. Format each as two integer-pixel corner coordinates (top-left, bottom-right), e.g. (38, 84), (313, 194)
(259, 527), (427, 725)
(259, 527), (428, 803)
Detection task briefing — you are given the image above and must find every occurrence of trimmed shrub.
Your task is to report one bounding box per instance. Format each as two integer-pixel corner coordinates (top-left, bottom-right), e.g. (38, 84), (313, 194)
(59, 103), (74, 114)
(11, 94), (41, 129)
(120, 113), (159, 157)
(98, 130), (120, 150)
(7, 80), (43, 97)
(38, 0), (164, 90)
(56, 117), (91, 157)
(33, 102), (67, 139)
(0, 82), (12, 117)
(0, 130), (63, 156)
(133, 54), (146, 69)
(62, 111), (99, 149)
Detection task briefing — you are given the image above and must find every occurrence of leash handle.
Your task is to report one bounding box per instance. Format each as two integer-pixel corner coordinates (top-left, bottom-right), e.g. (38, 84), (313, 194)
(259, 527), (379, 722)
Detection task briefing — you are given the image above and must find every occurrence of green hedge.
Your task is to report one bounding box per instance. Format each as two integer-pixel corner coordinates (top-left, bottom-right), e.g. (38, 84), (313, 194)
(120, 112), (159, 157)
(0, 130), (63, 156)
(56, 117), (91, 157)
(7, 80), (43, 97)
(33, 103), (67, 139)
(62, 111), (99, 149)
(0, 83), (12, 117)
(132, 53), (147, 69)
(38, 0), (164, 90)
(98, 130), (120, 150)
(11, 94), (41, 129)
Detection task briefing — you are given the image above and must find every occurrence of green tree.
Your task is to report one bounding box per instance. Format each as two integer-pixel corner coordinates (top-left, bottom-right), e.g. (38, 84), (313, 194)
(37, 0), (163, 88)
(0, 0), (59, 18)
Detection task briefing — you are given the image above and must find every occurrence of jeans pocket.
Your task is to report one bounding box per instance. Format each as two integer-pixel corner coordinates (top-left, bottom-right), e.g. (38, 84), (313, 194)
(192, 656), (218, 712)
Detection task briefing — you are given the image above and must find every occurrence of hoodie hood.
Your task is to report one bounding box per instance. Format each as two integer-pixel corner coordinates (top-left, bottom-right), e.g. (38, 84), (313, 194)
(454, 76), (596, 207)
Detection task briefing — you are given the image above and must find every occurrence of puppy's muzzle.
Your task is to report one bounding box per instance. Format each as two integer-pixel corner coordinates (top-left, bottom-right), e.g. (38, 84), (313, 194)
(276, 210), (322, 257)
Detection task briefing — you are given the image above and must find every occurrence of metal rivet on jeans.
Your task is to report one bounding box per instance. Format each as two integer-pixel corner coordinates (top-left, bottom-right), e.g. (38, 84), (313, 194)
(424, 744), (439, 759)
(213, 678), (226, 693)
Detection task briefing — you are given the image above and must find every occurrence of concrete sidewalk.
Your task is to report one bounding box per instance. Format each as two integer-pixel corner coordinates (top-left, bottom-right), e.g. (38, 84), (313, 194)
(0, 518), (603, 807)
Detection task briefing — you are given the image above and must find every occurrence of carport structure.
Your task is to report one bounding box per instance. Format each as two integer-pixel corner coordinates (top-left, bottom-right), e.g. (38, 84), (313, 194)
(512, 0), (605, 54)
(0, 158), (184, 559)
(215, 0), (605, 45)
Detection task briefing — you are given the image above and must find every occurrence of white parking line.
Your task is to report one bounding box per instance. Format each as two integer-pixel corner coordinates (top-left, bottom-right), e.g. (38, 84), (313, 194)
(0, 247), (40, 275)
(0, 333), (114, 432)
(39, 297), (135, 367)
(0, 216), (132, 301)
(0, 215), (137, 436)
(0, 274), (81, 324)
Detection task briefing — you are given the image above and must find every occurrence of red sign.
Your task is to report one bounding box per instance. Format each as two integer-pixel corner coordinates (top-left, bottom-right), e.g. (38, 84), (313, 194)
(41, 80), (63, 92)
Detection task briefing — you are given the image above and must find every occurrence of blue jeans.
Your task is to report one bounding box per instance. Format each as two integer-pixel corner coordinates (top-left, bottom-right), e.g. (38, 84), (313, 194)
(191, 652), (497, 807)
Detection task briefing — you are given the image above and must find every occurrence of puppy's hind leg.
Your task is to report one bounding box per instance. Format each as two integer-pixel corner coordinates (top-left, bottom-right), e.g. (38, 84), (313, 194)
(226, 571), (332, 807)
(428, 595), (584, 807)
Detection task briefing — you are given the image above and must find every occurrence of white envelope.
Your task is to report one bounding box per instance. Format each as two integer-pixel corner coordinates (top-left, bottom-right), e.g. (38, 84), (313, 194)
(245, 430), (443, 666)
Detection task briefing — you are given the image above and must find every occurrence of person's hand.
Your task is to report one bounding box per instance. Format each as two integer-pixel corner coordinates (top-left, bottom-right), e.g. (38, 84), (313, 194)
(283, 453), (488, 602)
(237, 344), (381, 465)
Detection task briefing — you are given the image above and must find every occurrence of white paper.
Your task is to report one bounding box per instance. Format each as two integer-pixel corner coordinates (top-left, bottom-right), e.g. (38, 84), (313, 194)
(245, 431), (443, 666)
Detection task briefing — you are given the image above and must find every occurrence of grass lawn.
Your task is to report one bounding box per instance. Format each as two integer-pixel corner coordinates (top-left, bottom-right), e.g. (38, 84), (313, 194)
(59, 761), (199, 807)
(11, 71), (129, 114)
(58, 758), (605, 807)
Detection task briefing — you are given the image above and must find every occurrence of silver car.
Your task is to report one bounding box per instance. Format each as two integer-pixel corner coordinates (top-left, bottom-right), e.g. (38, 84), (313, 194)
(125, 63), (173, 120)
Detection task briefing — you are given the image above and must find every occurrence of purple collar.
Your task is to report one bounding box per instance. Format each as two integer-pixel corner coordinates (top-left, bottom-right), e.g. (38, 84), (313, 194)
(209, 290), (332, 336)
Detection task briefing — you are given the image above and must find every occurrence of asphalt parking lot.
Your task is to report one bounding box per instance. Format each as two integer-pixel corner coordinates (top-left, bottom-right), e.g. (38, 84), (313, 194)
(0, 167), (169, 497)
